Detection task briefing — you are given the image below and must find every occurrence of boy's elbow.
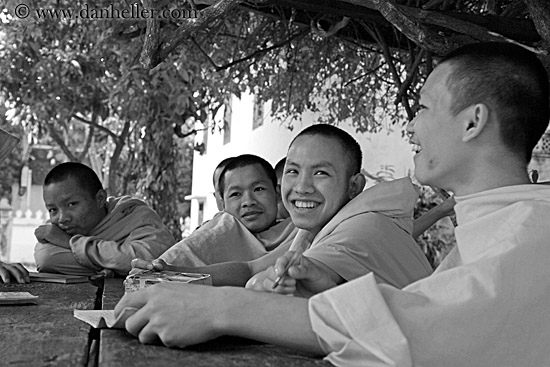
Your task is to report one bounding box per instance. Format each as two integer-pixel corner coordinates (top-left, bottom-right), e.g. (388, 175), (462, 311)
(34, 242), (57, 272)
(34, 242), (96, 276)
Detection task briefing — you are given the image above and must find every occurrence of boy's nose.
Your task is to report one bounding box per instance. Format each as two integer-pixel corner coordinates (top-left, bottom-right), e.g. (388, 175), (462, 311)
(294, 175), (314, 195)
(241, 191), (257, 206)
(58, 211), (71, 224)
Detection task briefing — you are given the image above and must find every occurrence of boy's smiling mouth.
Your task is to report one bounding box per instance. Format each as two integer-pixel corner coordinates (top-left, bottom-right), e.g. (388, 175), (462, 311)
(293, 200), (319, 210)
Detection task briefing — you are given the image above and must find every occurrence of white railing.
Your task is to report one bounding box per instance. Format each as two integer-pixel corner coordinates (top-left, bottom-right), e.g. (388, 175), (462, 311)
(1, 208), (45, 268)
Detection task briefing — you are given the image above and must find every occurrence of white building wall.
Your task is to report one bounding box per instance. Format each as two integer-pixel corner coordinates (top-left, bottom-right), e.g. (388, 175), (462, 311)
(187, 92), (416, 228)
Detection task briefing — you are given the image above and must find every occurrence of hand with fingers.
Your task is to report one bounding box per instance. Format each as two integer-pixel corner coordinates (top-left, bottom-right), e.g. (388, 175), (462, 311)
(130, 258), (169, 275)
(129, 258), (186, 275)
(245, 256), (298, 295)
(246, 251), (339, 298)
(114, 282), (224, 348)
(0, 261), (30, 284)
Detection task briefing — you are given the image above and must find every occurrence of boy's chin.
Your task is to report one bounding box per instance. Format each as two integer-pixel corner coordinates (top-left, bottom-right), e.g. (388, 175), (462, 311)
(244, 219), (277, 233)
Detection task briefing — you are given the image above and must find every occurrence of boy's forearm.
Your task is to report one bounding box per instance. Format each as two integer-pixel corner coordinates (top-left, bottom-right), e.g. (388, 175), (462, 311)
(167, 262), (253, 287)
(217, 287), (324, 355)
(170, 246), (286, 287)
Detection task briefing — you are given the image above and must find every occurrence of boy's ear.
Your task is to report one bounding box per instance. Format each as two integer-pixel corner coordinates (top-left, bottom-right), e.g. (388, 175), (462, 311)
(214, 192), (226, 210)
(462, 103), (489, 143)
(95, 189), (107, 208)
(347, 173), (366, 199)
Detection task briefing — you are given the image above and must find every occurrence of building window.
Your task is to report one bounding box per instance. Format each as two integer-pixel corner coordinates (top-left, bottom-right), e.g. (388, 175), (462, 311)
(223, 97), (232, 145)
(252, 95), (264, 130)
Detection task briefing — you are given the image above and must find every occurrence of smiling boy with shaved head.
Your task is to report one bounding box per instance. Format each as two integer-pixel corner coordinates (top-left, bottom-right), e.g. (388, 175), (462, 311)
(132, 124), (431, 293)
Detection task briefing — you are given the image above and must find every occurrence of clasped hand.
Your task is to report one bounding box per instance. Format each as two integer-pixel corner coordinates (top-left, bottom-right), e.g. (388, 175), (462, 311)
(245, 251), (338, 298)
(34, 223), (71, 248)
(114, 282), (224, 348)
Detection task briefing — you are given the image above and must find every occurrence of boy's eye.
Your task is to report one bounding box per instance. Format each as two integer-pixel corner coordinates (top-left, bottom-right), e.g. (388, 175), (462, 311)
(254, 186), (266, 192)
(314, 170), (329, 176)
(228, 192), (241, 198)
(48, 208), (57, 214)
(285, 169), (297, 175)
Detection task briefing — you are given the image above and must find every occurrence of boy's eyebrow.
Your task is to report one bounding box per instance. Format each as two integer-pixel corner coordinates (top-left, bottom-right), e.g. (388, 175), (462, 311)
(311, 161), (336, 170)
(226, 180), (270, 192)
(224, 183), (242, 192)
(249, 180), (270, 186)
(46, 193), (82, 205)
(285, 160), (336, 170)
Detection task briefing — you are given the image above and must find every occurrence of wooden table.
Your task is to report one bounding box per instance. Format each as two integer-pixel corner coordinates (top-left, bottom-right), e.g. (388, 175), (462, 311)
(1, 278), (328, 366)
(98, 278), (329, 367)
(0, 281), (98, 367)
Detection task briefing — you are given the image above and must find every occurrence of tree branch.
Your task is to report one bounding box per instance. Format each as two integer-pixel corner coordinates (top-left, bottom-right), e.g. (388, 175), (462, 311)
(47, 122), (77, 162)
(395, 48), (424, 103)
(212, 29), (308, 71)
(268, 0), (540, 54)
(397, 5), (548, 54)
(107, 119), (132, 194)
(370, 0), (466, 55)
(524, 0), (550, 51)
(311, 16), (350, 38)
(190, 37), (220, 69)
(361, 21), (414, 119)
(175, 126), (209, 139)
(343, 64), (385, 87)
(73, 114), (119, 141)
(157, 0), (270, 64)
(140, 0), (161, 69)
(77, 125), (95, 162)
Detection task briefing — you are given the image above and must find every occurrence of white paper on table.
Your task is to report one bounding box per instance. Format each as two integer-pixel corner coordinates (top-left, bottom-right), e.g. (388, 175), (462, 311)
(73, 307), (138, 329)
(0, 292), (38, 305)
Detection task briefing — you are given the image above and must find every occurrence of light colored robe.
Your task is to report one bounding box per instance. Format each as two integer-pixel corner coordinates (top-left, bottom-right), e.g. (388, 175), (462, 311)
(303, 177), (432, 287)
(309, 184), (550, 367)
(161, 177), (432, 288)
(160, 214), (298, 267)
(34, 196), (175, 276)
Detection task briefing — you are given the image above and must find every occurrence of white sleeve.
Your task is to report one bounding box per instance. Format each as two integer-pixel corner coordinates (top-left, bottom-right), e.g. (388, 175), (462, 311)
(308, 274), (412, 367)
